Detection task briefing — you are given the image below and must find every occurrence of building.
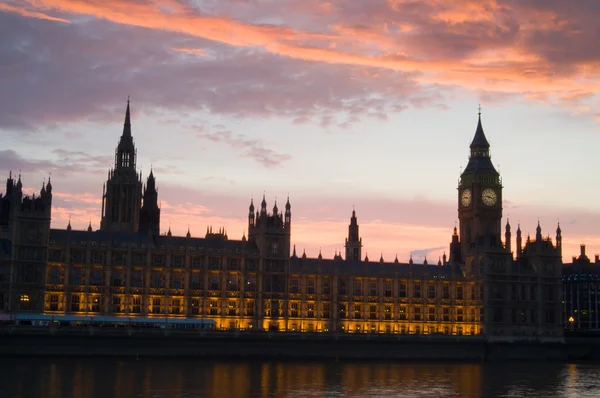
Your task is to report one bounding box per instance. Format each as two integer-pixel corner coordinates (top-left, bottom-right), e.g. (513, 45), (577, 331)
(0, 102), (564, 341)
(563, 245), (600, 330)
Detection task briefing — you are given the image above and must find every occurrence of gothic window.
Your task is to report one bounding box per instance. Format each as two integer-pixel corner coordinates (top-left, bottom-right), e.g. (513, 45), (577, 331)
(353, 279), (362, 296)
(456, 285), (463, 299)
(369, 282), (377, 297)
(191, 273), (201, 289)
(399, 305), (407, 320)
(209, 300), (219, 315)
(112, 270), (122, 287)
(353, 304), (361, 319)
(442, 307), (450, 321)
(271, 242), (279, 255)
(245, 300), (254, 317)
(413, 282), (421, 298)
(338, 303), (346, 319)
(456, 308), (463, 322)
(91, 296), (101, 312)
(442, 284), (450, 299)
(191, 256), (203, 269)
(323, 303), (330, 318)
(71, 268), (82, 285)
(307, 278), (315, 294)
(428, 307), (436, 321)
(191, 299), (200, 315)
(132, 297), (141, 313)
(151, 272), (163, 288)
(290, 302), (299, 317)
(171, 299), (181, 314)
(369, 305), (377, 320)
(307, 302), (315, 318)
(414, 306), (421, 321)
(152, 298), (162, 314)
(121, 152), (130, 167)
(428, 283), (436, 299)
(48, 294), (59, 311)
(338, 279), (347, 295)
(112, 297), (122, 313)
(92, 269), (103, 286)
(227, 300), (237, 316)
(399, 281), (407, 297)
(246, 276), (256, 292)
(49, 268), (61, 285)
(171, 273), (182, 289)
(227, 274), (238, 291)
(210, 274), (220, 290)
(71, 295), (80, 312)
(132, 270), (143, 287)
(322, 278), (330, 295)
(384, 305), (392, 320)
(290, 279), (299, 294)
(384, 281), (392, 297)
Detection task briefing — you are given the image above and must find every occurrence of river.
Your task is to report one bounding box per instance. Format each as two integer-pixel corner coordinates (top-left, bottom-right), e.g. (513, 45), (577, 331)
(1, 359), (599, 397)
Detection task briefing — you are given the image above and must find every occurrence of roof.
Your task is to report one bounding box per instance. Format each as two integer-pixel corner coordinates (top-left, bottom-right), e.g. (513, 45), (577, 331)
(289, 256), (463, 279)
(470, 114), (490, 149)
(49, 228), (260, 256)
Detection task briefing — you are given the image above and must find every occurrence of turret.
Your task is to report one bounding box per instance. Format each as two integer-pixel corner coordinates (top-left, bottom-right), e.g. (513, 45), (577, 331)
(139, 168), (160, 236)
(344, 208), (362, 261)
(505, 218), (511, 254)
(516, 223), (522, 258)
(284, 196), (291, 228)
(248, 198), (255, 228)
(556, 222), (562, 257)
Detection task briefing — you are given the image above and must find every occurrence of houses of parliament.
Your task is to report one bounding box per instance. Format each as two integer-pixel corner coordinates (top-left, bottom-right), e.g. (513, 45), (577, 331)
(0, 102), (565, 341)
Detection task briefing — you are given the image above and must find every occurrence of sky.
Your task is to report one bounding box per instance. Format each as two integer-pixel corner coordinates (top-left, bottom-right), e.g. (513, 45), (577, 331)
(1, 0), (599, 263)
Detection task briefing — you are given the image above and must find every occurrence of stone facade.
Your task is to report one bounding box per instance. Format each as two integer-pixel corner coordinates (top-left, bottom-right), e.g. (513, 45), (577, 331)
(0, 103), (564, 341)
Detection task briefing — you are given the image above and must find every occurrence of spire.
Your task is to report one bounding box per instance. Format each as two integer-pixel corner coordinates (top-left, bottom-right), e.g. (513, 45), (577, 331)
(394, 253), (399, 264)
(186, 227), (191, 238)
(409, 254), (413, 265)
(423, 256), (428, 265)
(364, 253), (369, 262)
(167, 226), (172, 237)
(87, 221), (92, 233)
(505, 218), (511, 232)
(443, 252), (447, 264)
(470, 106), (490, 150)
(379, 253), (384, 263)
(273, 200), (278, 215)
(285, 195), (291, 211)
(67, 218), (72, 231)
(302, 248), (306, 259)
(123, 98), (132, 138)
(556, 222), (562, 235)
(292, 244), (297, 257)
(249, 198), (254, 213)
(536, 220), (542, 240)
(318, 248), (322, 260)
(438, 257), (442, 266)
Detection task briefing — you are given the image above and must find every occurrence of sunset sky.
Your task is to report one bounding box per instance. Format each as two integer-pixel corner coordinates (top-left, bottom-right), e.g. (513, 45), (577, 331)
(1, 0), (599, 263)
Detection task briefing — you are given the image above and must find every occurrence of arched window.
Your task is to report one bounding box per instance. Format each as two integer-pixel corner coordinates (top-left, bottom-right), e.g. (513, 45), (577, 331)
(121, 152), (130, 167)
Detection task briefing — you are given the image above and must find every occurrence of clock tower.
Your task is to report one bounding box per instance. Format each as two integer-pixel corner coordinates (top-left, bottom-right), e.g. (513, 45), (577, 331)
(458, 111), (503, 261)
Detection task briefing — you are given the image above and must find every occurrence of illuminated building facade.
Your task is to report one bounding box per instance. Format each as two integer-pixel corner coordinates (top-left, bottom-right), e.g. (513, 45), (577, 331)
(563, 245), (600, 330)
(0, 102), (564, 341)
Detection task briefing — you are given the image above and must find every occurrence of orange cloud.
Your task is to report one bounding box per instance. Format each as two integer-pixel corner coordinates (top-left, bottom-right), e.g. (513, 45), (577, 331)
(0, 2), (70, 23)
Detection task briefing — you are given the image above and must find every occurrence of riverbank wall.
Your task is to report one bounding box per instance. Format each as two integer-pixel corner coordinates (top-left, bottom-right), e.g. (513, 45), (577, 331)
(0, 328), (598, 362)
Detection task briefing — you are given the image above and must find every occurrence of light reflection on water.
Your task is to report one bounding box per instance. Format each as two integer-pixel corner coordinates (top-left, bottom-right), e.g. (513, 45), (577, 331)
(1, 359), (600, 398)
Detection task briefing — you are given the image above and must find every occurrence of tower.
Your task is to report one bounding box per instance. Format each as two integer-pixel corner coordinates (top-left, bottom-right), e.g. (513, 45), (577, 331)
(457, 111), (503, 259)
(344, 209), (362, 261)
(138, 168), (160, 236)
(505, 219), (511, 255)
(100, 100), (143, 234)
(0, 174), (52, 312)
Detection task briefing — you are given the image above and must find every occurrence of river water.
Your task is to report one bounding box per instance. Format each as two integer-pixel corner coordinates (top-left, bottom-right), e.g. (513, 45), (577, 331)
(1, 358), (599, 398)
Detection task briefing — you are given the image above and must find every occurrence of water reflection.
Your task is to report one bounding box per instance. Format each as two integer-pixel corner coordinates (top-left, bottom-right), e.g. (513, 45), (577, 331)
(1, 359), (599, 398)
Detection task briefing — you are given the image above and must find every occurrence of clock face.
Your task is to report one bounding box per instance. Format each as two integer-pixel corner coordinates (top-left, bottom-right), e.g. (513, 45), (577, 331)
(482, 188), (497, 206)
(461, 189), (472, 207)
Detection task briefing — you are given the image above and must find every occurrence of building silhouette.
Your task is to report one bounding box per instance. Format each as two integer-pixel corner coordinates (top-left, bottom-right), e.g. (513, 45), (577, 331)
(0, 102), (567, 340)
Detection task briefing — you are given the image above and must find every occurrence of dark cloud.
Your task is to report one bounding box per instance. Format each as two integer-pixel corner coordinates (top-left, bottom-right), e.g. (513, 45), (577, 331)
(196, 129), (291, 168)
(0, 11), (428, 132)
